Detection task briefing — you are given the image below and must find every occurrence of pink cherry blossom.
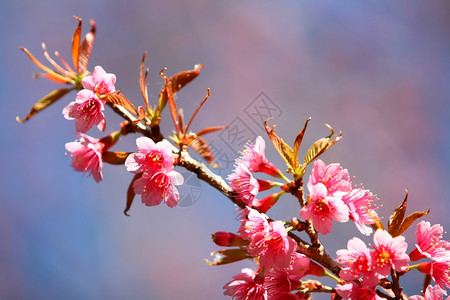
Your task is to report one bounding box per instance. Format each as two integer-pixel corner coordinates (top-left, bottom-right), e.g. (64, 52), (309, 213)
(336, 282), (383, 300)
(239, 136), (283, 178)
(418, 260), (450, 292)
(238, 208), (270, 240)
(300, 183), (349, 235)
(133, 170), (184, 207)
(125, 137), (174, 177)
(410, 221), (450, 262)
(248, 220), (297, 269)
(307, 159), (352, 197)
(336, 237), (378, 286)
(342, 188), (379, 236)
(81, 66), (116, 97)
(63, 89), (107, 132)
(410, 285), (449, 300)
(65, 133), (105, 182)
(371, 229), (410, 278)
(223, 268), (267, 300)
(228, 163), (259, 206)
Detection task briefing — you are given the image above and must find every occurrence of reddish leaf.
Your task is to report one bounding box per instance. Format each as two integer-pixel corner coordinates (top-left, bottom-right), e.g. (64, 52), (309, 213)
(161, 72), (181, 134)
(102, 151), (130, 165)
(103, 91), (138, 115)
(388, 190), (408, 237)
(71, 16), (82, 73)
(184, 88), (210, 134)
(171, 64), (204, 94)
(139, 52), (150, 111)
(264, 119), (296, 172)
(293, 118), (311, 167)
(303, 124), (342, 166)
(78, 19), (96, 73)
(205, 248), (249, 266)
(370, 218), (385, 232)
(16, 87), (74, 123)
(191, 136), (221, 168)
(124, 173), (142, 216)
(397, 209), (430, 237)
(196, 125), (229, 137)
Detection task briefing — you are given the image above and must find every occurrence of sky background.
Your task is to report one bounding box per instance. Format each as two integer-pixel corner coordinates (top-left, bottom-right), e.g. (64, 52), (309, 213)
(1, 0), (449, 299)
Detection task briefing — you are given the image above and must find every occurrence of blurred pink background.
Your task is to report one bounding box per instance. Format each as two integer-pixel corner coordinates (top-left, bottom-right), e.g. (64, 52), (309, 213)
(1, 1), (449, 299)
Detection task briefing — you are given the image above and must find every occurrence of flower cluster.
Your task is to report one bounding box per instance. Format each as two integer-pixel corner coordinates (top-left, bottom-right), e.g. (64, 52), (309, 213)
(301, 159), (378, 235)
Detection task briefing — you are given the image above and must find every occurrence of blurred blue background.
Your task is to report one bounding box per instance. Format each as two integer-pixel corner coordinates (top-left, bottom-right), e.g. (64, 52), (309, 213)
(1, 0), (449, 299)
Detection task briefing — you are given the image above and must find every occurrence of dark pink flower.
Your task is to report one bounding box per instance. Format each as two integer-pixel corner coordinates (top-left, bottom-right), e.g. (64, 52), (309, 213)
(307, 159), (352, 197)
(418, 261), (450, 292)
(238, 208), (270, 240)
(223, 268), (267, 300)
(336, 237), (377, 286)
(371, 229), (410, 278)
(248, 220), (297, 269)
(63, 89), (106, 132)
(300, 183), (349, 235)
(410, 221), (450, 262)
(133, 171), (183, 207)
(65, 133), (105, 182)
(410, 284), (449, 300)
(342, 188), (379, 236)
(228, 163), (259, 206)
(125, 137), (174, 177)
(81, 66), (116, 97)
(239, 136), (284, 178)
(336, 282), (383, 300)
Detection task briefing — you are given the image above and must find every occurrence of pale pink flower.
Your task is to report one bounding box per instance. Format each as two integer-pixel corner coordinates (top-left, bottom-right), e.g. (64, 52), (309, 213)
(307, 159), (352, 197)
(336, 282), (383, 300)
(228, 163), (259, 206)
(410, 285), (449, 300)
(223, 268), (267, 300)
(371, 229), (410, 278)
(410, 221), (450, 262)
(125, 137), (174, 177)
(342, 188), (379, 236)
(133, 170), (184, 207)
(65, 133), (105, 182)
(336, 237), (378, 286)
(81, 66), (116, 97)
(63, 89), (106, 132)
(248, 220), (297, 269)
(239, 136), (283, 178)
(300, 183), (349, 235)
(238, 208), (271, 240)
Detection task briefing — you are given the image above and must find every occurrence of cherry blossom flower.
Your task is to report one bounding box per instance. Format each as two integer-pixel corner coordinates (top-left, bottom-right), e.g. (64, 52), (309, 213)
(336, 282), (383, 300)
(410, 284), (450, 300)
(125, 137), (174, 177)
(65, 133), (105, 182)
(238, 208), (271, 240)
(371, 229), (410, 278)
(132, 171), (183, 207)
(410, 221), (450, 262)
(228, 163), (260, 206)
(307, 159), (352, 197)
(417, 260), (450, 292)
(239, 136), (284, 178)
(81, 66), (116, 97)
(336, 237), (378, 286)
(125, 137), (183, 207)
(223, 268), (267, 300)
(63, 89), (106, 132)
(300, 183), (349, 235)
(342, 188), (379, 236)
(248, 220), (297, 269)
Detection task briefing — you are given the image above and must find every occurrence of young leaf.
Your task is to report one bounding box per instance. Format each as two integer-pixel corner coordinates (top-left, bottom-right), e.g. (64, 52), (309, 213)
(78, 19), (96, 74)
(388, 190), (408, 237)
(71, 16), (82, 73)
(16, 87), (74, 123)
(264, 119), (296, 172)
(397, 209), (430, 237)
(124, 173), (142, 216)
(303, 124), (342, 166)
(205, 248), (249, 266)
(293, 117), (311, 167)
(103, 91), (138, 115)
(191, 136), (221, 168)
(196, 125), (229, 137)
